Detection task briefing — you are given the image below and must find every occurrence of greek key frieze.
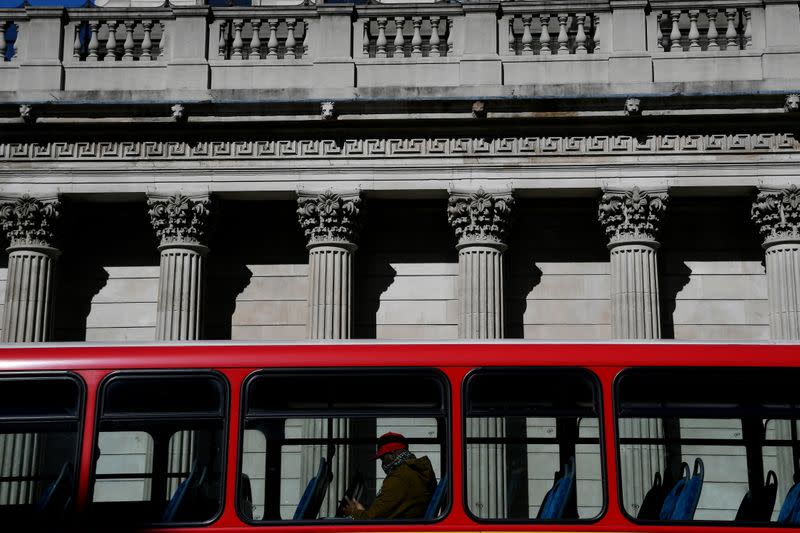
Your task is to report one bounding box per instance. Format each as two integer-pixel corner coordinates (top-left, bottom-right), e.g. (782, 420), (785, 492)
(1, 133), (798, 161)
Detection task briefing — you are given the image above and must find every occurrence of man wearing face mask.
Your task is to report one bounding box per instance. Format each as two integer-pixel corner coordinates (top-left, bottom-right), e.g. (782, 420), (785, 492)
(342, 432), (436, 519)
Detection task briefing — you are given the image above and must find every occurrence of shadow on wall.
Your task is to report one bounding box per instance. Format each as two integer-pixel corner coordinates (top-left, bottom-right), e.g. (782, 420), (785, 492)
(658, 196), (764, 340)
(52, 202), (158, 342)
(353, 199), (456, 339)
(205, 199), (307, 340)
(506, 198), (609, 339)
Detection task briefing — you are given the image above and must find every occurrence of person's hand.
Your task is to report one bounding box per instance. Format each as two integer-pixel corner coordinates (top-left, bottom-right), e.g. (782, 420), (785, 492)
(343, 496), (365, 516)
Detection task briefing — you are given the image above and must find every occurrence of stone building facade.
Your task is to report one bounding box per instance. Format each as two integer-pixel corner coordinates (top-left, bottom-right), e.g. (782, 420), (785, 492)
(2, 0), (800, 520)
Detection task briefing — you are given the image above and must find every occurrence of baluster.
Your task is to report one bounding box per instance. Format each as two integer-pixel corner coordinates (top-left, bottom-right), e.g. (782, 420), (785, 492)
(725, 8), (739, 50)
(267, 19), (279, 59)
(393, 16), (405, 58)
(656, 12), (664, 51)
(575, 12), (587, 54)
(592, 13), (600, 52)
(688, 10), (700, 51)
(376, 17), (388, 58)
(430, 16), (441, 57)
(250, 19), (262, 59)
(670, 10), (682, 52)
(299, 21), (307, 57)
(231, 19), (244, 59)
(539, 14), (551, 55)
(88, 20), (100, 60)
(158, 22), (165, 59)
(104, 20), (118, 61)
(521, 15), (533, 54)
(363, 20), (369, 56)
(73, 22), (83, 59)
(285, 18), (297, 59)
(744, 9), (752, 49)
(706, 9), (719, 50)
(507, 17), (515, 53)
(123, 20), (135, 61)
(411, 17), (422, 57)
(0, 21), (6, 62)
(217, 20), (227, 59)
(140, 20), (153, 61)
(557, 14), (569, 54)
(447, 18), (454, 55)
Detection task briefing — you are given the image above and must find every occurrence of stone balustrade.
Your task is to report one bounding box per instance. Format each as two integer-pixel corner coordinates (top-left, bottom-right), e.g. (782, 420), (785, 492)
(217, 15), (308, 60)
(506, 11), (600, 55)
(654, 5), (754, 52)
(0, 1), (798, 94)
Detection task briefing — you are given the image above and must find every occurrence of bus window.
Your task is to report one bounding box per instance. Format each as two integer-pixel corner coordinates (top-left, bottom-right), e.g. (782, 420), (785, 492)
(239, 369), (448, 523)
(464, 368), (603, 521)
(0, 374), (83, 525)
(89, 372), (227, 526)
(616, 368), (800, 525)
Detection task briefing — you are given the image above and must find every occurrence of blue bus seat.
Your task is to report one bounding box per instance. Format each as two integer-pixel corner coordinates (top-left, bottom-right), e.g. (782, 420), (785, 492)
(659, 462), (690, 520)
(672, 457), (704, 520)
(162, 459), (207, 522)
(424, 473), (448, 519)
(778, 480), (800, 525)
(36, 462), (74, 517)
(294, 457), (332, 520)
(736, 469), (777, 522)
(539, 457), (575, 520)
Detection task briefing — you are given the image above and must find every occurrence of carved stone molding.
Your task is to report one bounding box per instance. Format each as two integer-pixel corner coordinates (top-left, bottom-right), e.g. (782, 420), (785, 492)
(297, 191), (362, 247)
(147, 193), (212, 248)
(752, 185), (800, 246)
(448, 189), (514, 248)
(2, 133), (799, 161)
(0, 195), (60, 249)
(598, 187), (668, 246)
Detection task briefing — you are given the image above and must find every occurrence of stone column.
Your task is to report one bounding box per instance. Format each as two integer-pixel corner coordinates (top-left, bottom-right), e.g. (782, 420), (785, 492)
(148, 193), (211, 495)
(598, 186), (668, 516)
(752, 185), (800, 498)
(448, 189), (513, 518)
(296, 190), (361, 516)
(0, 195), (60, 505)
(147, 193), (211, 342)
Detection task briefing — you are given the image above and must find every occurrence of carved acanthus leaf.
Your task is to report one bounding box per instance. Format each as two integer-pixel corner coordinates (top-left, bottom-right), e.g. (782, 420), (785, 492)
(447, 189), (514, 246)
(752, 185), (800, 245)
(0, 195), (60, 248)
(598, 187), (668, 243)
(147, 194), (211, 246)
(297, 191), (361, 245)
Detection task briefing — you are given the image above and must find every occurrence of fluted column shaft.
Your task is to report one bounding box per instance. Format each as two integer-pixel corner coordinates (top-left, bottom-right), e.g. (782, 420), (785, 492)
(599, 187), (668, 516)
(155, 243), (207, 341)
(458, 244), (505, 339)
(609, 242), (661, 339)
(2, 245), (59, 342)
(0, 195), (60, 505)
(752, 185), (800, 500)
(307, 244), (354, 339)
(449, 189), (513, 518)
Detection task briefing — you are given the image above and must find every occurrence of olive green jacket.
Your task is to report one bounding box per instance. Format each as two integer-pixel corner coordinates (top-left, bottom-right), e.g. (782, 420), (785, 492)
(351, 456), (437, 520)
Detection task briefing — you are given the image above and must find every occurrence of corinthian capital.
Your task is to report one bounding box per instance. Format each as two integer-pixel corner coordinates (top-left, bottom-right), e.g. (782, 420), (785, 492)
(752, 185), (800, 246)
(447, 189), (514, 248)
(296, 190), (362, 247)
(147, 193), (211, 247)
(0, 195), (60, 248)
(598, 187), (668, 245)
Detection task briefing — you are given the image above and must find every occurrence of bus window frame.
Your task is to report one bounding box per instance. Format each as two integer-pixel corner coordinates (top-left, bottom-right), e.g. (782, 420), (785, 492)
(89, 369), (229, 528)
(0, 371), (86, 517)
(236, 366), (452, 526)
(613, 366), (800, 528)
(461, 366), (608, 525)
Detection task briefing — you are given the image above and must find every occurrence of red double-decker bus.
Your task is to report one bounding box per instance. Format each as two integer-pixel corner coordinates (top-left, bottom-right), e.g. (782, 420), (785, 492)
(1, 341), (800, 531)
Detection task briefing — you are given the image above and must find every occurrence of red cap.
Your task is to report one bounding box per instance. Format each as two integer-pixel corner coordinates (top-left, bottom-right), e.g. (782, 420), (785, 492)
(371, 432), (408, 460)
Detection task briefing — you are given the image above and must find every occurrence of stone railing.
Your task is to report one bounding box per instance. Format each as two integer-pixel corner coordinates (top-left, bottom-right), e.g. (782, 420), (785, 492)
(654, 5), (753, 52)
(0, 1), (798, 94)
(505, 11), (600, 55)
(216, 15), (309, 60)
